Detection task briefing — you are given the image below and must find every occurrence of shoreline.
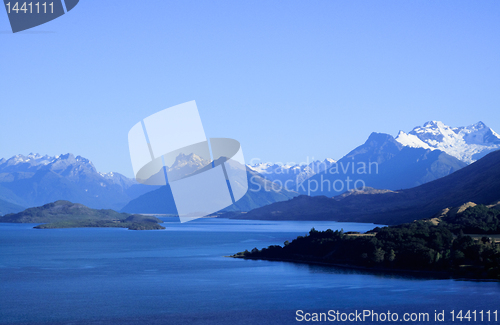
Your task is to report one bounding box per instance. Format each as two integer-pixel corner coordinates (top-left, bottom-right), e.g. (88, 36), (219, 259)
(228, 255), (500, 282)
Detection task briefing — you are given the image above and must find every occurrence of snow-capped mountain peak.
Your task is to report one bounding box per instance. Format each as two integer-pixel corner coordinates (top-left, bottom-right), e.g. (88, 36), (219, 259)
(247, 162), (273, 175)
(163, 153), (211, 182)
(395, 121), (500, 164)
(170, 153), (210, 169)
(394, 130), (432, 150)
(247, 158), (337, 187)
(459, 121), (500, 146)
(422, 120), (445, 128)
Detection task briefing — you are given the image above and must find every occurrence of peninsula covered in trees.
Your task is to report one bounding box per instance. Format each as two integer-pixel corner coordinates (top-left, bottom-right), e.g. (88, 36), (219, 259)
(232, 203), (500, 279)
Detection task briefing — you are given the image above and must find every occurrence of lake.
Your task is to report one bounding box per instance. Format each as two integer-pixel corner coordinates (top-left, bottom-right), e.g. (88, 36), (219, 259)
(1, 218), (499, 324)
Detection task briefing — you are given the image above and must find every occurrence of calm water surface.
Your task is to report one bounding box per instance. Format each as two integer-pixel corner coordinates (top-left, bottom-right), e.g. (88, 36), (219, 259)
(1, 218), (499, 324)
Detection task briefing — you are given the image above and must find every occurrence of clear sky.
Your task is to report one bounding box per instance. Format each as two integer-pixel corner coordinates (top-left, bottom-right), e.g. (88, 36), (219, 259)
(1, 0), (499, 177)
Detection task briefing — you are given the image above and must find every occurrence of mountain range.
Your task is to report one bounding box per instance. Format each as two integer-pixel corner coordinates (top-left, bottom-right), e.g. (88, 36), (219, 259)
(123, 121), (498, 214)
(248, 158), (336, 189)
(247, 121), (499, 197)
(0, 152), (300, 216)
(227, 149), (500, 225)
(0, 153), (156, 214)
(292, 121), (500, 197)
(1, 120), (498, 218)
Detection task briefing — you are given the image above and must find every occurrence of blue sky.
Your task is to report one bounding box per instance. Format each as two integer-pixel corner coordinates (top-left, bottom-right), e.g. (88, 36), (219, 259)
(1, 0), (499, 177)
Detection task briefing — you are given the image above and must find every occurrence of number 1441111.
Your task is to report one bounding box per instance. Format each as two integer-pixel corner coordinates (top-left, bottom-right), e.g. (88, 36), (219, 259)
(5, 2), (54, 14)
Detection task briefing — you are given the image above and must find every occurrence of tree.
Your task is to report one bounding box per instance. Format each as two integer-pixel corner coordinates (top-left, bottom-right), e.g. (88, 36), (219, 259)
(387, 249), (396, 262)
(372, 248), (385, 263)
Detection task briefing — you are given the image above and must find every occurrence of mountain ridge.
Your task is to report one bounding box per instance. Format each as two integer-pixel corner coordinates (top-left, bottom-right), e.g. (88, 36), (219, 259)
(228, 149), (500, 225)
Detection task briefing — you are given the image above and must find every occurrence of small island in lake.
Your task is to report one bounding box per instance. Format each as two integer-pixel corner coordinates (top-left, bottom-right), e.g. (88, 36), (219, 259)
(232, 203), (500, 280)
(0, 200), (165, 230)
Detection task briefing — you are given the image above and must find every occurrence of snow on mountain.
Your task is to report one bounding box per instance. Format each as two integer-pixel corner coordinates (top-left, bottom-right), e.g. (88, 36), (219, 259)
(395, 131), (432, 150)
(247, 158), (337, 188)
(99, 171), (138, 189)
(0, 153), (88, 172)
(0, 153), (138, 187)
(248, 162), (274, 175)
(0, 153), (53, 172)
(166, 153), (211, 182)
(395, 121), (500, 164)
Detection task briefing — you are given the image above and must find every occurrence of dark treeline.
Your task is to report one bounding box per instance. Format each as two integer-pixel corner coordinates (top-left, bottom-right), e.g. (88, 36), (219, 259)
(233, 205), (500, 279)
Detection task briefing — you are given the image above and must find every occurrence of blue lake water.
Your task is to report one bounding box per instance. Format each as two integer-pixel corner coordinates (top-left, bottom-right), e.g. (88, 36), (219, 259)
(1, 218), (499, 325)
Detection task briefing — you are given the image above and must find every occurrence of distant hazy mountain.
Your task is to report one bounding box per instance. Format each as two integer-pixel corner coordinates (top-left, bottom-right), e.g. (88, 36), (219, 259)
(225, 168), (300, 212)
(248, 158), (336, 189)
(396, 121), (500, 164)
(121, 168), (299, 214)
(228, 149), (500, 225)
(0, 153), (157, 212)
(298, 132), (466, 197)
(0, 197), (25, 216)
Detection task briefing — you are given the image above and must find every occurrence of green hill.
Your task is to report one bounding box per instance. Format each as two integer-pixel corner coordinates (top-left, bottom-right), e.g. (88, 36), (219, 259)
(0, 200), (165, 230)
